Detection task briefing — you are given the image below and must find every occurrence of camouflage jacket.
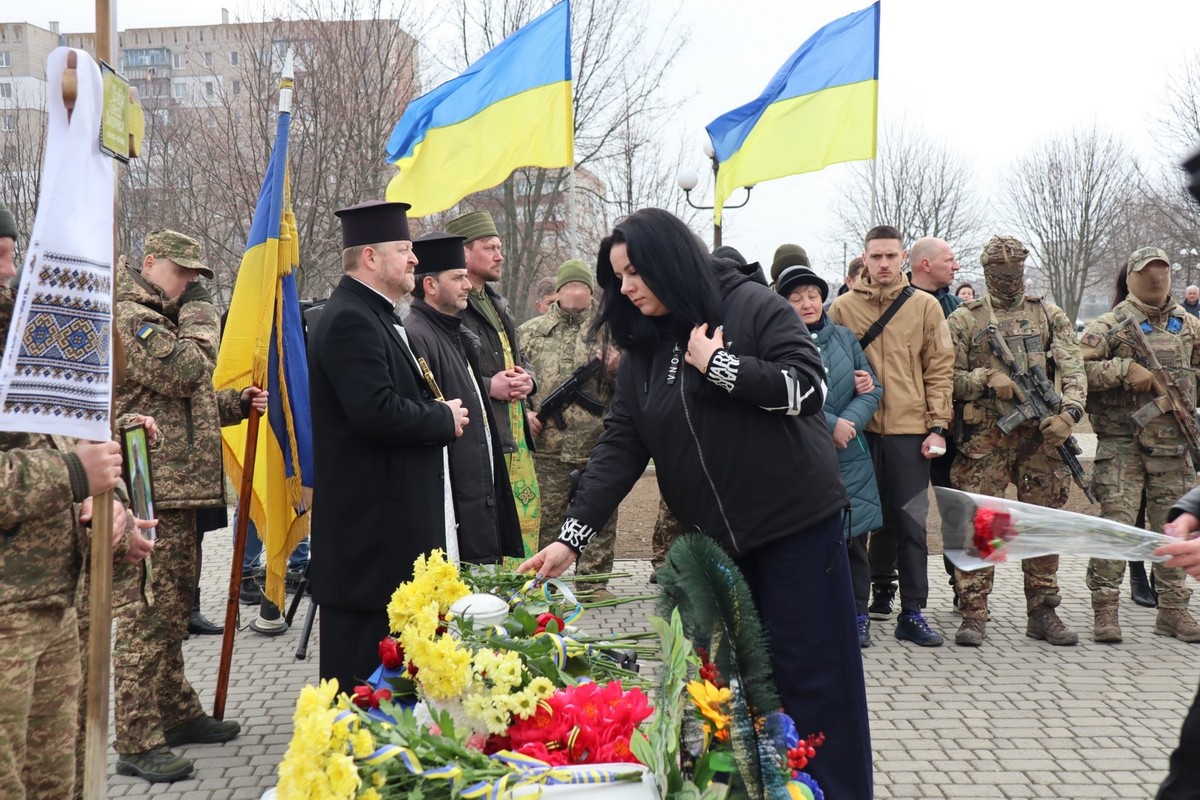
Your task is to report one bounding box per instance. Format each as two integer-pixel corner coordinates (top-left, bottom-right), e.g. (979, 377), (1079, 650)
(1080, 297), (1200, 447)
(518, 301), (616, 463)
(114, 267), (244, 509)
(947, 293), (1086, 430)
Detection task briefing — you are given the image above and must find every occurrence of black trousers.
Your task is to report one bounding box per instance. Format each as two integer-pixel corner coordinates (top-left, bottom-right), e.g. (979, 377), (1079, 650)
(848, 534), (870, 615)
(865, 433), (931, 611)
(737, 512), (874, 799)
(1158, 676), (1200, 799)
(318, 606), (390, 694)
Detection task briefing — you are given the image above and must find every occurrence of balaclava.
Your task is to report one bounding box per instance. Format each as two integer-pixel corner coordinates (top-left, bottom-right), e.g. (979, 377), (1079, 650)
(980, 235), (1029, 302)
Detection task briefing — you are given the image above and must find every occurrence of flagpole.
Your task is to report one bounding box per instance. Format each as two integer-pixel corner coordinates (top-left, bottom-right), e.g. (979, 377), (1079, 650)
(82, 2), (116, 797)
(567, 164), (577, 260)
(213, 50), (293, 721)
(869, 156), (878, 229)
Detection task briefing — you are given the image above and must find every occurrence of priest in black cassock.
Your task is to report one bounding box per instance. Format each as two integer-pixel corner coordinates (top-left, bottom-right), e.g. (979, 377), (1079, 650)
(405, 231), (525, 565)
(307, 201), (469, 692)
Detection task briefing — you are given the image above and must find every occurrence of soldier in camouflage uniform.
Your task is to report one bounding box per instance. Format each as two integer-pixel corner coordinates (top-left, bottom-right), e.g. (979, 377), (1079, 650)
(111, 230), (264, 783)
(946, 235), (1086, 647)
(1080, 247), (1200, 643)
(0, 204), (150, 800)
(519, 260), (620, 596)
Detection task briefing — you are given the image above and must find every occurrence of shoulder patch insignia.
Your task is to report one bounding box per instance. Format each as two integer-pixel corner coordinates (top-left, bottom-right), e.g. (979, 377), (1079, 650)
(134, 323), (176, 359)
(1081, 332), (1102, 348)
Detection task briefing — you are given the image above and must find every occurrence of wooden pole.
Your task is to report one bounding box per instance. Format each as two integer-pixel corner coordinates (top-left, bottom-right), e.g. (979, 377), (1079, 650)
(213, 407), (261, 720)
(82, 2), (117, 798)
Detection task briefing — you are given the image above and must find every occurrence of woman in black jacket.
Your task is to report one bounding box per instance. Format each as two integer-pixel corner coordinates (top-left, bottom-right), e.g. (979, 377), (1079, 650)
(520, 208), (872, 798)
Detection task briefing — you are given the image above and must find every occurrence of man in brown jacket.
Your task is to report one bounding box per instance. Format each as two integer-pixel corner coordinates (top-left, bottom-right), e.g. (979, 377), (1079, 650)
(829, 224), (955, 646)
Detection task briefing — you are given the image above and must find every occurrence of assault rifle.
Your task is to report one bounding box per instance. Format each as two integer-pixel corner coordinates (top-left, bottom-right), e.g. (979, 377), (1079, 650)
(1108, 311), (1200, 466)
(535, 357), (605, 430)
(978, 325), (1096, 503)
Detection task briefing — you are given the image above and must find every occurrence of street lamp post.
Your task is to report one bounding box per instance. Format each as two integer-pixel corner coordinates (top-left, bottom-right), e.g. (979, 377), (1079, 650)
(677, 141), (752, 249)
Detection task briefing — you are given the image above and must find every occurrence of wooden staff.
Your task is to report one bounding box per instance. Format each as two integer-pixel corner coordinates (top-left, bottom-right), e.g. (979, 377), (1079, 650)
(82, 1), (117, 797)
(214, 407), (261, 720)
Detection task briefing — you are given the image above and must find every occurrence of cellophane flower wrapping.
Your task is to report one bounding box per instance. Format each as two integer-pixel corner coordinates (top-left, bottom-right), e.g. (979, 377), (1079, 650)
(934, 487), (1178, 571)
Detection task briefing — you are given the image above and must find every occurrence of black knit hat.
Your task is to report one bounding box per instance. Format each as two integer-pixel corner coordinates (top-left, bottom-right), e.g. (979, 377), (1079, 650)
(776, 265), (828, 302)
(334, 200), (411, 248)
(712, 245), (747, 265)
(412, 231), (467, 274)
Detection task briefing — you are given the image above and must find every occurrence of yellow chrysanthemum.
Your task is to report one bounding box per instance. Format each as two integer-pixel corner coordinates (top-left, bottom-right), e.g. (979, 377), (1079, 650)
(359, 789), (383, 800)
(326, 752), (362, 798)
(350, 728), (375, 760)
(371, 770), (386, 788)
(527, 676), (556, 700)
(506, 690), (539, 720)
(687, 679), (732, 731)
(482, 702), (512, 735)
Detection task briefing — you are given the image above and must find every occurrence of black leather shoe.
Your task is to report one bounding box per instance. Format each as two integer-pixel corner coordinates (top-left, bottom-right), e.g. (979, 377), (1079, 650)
(188, 610), (224, 636)
(1130, 561), (1158, 608)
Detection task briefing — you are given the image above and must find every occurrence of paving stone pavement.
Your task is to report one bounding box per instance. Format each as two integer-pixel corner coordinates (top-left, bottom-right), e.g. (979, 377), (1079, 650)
(95, 528), (1197, 799)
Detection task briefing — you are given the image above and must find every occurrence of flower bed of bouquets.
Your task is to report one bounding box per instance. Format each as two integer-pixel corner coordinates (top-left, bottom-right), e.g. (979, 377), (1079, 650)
(275, 545), (827, 799)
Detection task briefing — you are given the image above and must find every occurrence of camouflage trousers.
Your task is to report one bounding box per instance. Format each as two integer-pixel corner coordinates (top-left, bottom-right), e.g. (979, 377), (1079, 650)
(74, 543), (143, 798)
(112, 509), (205, 754)
(534, 454), (616, 586)
(1085, 440), (1193, 610)
(0, 605), (81, 800)
(651, 495), (686, 569)
(951, 426), (1070, 619)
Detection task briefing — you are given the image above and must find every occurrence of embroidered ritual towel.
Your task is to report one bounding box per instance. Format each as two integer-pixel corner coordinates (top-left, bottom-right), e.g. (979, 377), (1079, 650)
(0, 48), (115, 439)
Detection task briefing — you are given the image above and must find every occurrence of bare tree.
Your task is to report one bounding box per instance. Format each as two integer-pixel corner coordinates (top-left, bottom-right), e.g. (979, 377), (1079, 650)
(444, 0), (687, 323)
(1006, 125), (1137, 322)
(833, 125), (988, 275)
(138, 1), (424, 302)
(0, 82), (48, 248)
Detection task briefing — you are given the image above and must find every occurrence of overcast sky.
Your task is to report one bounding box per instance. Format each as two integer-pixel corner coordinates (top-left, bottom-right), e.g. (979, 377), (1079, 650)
(19, 0), (1200, 285)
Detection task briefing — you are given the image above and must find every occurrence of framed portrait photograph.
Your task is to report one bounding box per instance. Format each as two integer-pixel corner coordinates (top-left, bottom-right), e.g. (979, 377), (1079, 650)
(119, 422), (157, 541)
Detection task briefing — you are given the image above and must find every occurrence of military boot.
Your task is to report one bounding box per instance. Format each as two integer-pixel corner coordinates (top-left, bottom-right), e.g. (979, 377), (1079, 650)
(1026, 594), (1078, 646)
(1154, 608), (1200, 643)
(1092, 595), (1122, 643)
(954, 617), (986, 647)
(165, 713), (241, 747)
(116, 746), (194, 783)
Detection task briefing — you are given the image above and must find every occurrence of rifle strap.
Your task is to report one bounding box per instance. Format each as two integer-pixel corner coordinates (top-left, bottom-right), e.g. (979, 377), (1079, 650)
(859, 286), (914, 351)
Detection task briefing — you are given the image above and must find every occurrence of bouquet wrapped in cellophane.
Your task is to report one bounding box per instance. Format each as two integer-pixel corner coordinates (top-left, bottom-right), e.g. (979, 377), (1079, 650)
(933, 487), (1179, 571)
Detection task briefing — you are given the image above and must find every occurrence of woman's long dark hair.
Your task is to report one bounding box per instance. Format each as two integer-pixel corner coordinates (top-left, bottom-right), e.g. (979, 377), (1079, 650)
(590, 208), (722, 349)
(1112, 264), (1130, 309)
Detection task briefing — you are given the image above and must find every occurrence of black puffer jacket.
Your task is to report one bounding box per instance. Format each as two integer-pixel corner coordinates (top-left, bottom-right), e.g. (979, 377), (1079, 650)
(560, 266), (847, 557)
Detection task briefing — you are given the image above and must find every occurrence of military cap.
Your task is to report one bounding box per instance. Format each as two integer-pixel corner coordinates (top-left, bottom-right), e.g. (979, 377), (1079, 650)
(144, 229), (214, 278)
(770, 243), (810, 283)
(445, 210), (500, 244)
(776, 264), (828, 302)
(555, 259), (594, 291)
(1127, 246), (1172, 273)
(412, 231), (467, 275)
(335, 200), (412, 249)
(979, 235), (1029, 267)
(0, 203), (17, 241)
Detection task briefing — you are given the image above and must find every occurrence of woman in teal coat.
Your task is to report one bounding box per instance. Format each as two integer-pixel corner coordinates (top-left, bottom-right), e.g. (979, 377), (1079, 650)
(778, 264), (883, 647)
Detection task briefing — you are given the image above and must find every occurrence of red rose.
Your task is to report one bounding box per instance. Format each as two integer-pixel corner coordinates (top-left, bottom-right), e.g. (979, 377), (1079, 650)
(350, 684), (392, 709)
(378, 636), (405, 670)
(535, 612), (565, 634)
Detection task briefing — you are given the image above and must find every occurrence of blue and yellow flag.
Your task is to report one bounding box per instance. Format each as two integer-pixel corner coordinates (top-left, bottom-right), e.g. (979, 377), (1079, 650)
(707, 2), (880, 224)
(384, 0), (573, 216)
(213, 103), (313, 608)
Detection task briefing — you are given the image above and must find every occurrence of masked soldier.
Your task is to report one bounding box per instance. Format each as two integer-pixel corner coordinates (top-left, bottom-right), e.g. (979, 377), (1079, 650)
(1080, 247), (1200, 643)
(945, 235), (1086, 647)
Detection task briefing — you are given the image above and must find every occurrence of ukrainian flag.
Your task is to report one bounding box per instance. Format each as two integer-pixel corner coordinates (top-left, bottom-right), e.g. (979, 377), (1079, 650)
(384, 0), (573, 216)
(213, 101), (313, 608)
(707, 2), (880, 225)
